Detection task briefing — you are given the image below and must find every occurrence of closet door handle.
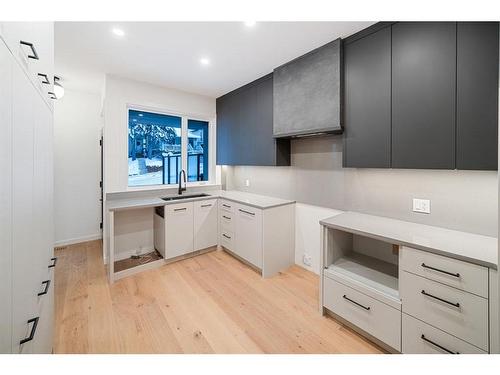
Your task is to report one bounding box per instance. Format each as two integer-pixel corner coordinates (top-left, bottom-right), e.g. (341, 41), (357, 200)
(37, 73), (50, 84)
(238, 208), (255, 216)
(421, 334), (459, 354)
(20, 317), (39, 345)
(421, 263), (460, 278)
(421, 290), (460, 308)
(37, 280), (51, 296)
(342, 295), (370, 310)
(19, 40), (39, 60)
(48, 257), (57, 268)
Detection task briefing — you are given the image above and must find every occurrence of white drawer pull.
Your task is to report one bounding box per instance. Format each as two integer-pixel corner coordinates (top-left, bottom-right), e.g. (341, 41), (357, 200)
(421, 263), (460, 278)
(421, 290), (460, 308)
(421, 334), (459, 354)
(342, 294), (370, 310)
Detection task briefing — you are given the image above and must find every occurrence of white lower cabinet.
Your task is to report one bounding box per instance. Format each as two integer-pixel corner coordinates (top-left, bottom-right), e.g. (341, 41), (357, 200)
(165, 202), (194, 259)
(234, 203), (263, 268)
(402, 313), (486, 354)
(323, 276), (401, 351)
(194, 199), (218, 251)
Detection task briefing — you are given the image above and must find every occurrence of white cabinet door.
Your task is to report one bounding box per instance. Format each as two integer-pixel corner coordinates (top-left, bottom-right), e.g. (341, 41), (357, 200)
(11, 60), (38, 354)
(235, 204), (263, 268)
(194, 199), (218, 251)
(0, 41), (13, 354)
(165, 202), (194, 259)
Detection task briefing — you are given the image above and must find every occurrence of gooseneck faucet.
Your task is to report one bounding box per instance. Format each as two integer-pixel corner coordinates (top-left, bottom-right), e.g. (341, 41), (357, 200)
(178, 169), (186, 195)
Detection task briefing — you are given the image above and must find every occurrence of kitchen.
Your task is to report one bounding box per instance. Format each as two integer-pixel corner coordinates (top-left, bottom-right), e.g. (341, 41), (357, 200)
(1, 1), (500, 371)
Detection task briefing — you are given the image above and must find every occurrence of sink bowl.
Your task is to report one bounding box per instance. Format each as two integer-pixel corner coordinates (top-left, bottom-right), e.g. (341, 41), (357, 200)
(161, 193), (211, 201)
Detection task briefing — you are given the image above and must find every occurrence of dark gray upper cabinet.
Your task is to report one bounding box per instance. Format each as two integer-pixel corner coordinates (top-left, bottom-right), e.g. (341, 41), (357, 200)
(456, 22), (499, 170)
(343, 26), (391, 168)
(216, 74), (290, 166)
(392, 22), (457, 169)
(273, 39), (342, 137)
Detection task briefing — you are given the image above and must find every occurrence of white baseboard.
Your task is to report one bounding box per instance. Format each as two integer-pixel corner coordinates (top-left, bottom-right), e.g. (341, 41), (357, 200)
(54, 233), (102, 247)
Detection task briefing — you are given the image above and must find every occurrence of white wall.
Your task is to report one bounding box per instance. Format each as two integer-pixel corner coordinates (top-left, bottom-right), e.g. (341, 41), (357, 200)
(54, 89), (102, 246)
(103, 75), (216, 193)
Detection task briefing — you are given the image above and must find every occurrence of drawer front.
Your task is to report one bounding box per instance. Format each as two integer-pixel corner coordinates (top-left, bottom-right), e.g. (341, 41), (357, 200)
(400, 246), (488, 297)
(219, 199), (234, 213)
(402, 313), (486, 354)
(401, 271), (488, 351)
(323, 276), (401, 351)
(219, 211), (234, 232)
(220, 230), (235, 252)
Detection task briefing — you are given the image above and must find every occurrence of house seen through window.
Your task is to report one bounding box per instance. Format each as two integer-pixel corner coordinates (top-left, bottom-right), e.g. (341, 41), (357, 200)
(128, 109), (209, 187)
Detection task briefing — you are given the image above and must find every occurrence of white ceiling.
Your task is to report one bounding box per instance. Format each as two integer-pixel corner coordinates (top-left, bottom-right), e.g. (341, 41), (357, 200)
(55, 21), (374, 98)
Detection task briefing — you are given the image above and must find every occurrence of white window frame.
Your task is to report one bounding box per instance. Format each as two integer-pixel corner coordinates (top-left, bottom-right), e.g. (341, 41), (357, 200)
(126, 104), (216, 189)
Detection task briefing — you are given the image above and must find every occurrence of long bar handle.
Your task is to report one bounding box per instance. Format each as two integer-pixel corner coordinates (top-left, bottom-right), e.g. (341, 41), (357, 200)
(342, 294), (370, 310)
(421, 290), (460, 308)
(421, 334), (459, 354)
(421, 263), (460, 278)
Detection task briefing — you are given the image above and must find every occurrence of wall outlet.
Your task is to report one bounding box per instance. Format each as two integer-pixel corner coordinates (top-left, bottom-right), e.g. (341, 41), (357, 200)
(413, 198), (431, 214)
(302, 254), (312, 267)
(244, 179), (250, 187)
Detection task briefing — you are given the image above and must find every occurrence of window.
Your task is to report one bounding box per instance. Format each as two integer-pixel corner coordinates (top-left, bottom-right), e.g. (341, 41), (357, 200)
(187, 119), (209, 182)
(127, 108), (212, 187)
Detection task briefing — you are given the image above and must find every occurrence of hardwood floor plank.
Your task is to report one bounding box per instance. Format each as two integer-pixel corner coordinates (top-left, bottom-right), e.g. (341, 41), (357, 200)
(54, 241), (384, 354)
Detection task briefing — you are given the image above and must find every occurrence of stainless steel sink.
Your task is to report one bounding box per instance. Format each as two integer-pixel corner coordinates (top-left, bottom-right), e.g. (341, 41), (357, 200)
(161, 193), (211, 201)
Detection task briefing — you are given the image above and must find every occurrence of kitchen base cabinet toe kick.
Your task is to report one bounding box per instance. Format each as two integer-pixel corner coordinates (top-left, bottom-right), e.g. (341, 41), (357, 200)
(319, 212), (498, 354)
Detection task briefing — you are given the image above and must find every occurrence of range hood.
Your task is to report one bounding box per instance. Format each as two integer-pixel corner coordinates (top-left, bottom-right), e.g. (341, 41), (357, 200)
(273, 38), (343, 138)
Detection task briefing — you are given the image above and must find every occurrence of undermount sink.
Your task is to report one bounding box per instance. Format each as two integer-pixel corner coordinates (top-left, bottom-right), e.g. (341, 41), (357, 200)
(161, 193), (211, 201)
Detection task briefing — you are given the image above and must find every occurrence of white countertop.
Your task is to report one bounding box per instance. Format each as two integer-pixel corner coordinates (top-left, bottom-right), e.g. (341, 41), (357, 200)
(320, 212), (498, 269)
(106, 190), (295, 211)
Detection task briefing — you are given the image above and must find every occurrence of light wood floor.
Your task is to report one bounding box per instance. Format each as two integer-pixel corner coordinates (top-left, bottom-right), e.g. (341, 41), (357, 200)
(54, 240), (384, 354)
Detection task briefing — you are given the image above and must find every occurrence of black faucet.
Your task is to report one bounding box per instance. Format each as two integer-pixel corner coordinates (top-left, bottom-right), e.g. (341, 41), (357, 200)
(178, 169), (186, 195)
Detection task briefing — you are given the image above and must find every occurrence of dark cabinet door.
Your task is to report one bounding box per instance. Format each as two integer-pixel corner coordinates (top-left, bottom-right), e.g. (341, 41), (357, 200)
(216, 92), (239, 165)
(392, 22), (457, 169)
(456, 22), (499, 170)
(236, 84), (257, 165)
(343, 26), (392, 168)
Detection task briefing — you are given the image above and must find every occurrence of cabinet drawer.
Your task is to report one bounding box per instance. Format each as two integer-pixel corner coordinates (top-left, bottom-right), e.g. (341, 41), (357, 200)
(400, 246), (488, 297)
(323, 276), (401, 351)
(219, 199), (234, 213)
(220, 211), (234, 232)
(401, 271), (488, 351)
(402, 313), (486, 354)
(220, 230), (235, 252)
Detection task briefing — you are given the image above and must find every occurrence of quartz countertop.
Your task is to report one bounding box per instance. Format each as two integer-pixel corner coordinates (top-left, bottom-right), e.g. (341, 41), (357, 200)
(106, 190), (295, 212)
(320, 212), (498, 269)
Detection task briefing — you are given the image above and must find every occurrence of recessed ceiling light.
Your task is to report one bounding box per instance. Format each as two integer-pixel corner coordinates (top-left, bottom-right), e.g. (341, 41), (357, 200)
(112, 27), (125, 37)
(244, 21), (256, 27)
(200, 57), (210, 66)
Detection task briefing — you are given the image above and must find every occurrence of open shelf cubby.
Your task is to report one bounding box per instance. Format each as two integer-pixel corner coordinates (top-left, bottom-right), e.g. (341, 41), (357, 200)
(324, 228), (400, 306)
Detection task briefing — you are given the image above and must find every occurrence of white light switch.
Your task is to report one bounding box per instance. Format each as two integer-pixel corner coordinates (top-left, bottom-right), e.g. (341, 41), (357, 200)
(413, 198), (431, 214)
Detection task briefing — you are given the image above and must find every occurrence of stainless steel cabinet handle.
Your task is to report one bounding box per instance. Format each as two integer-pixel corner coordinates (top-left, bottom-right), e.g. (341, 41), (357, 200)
(421, 263), (460, 278)
(421, 334), (459, 354)
(201, 204), (212, 208)
(37, 73), (50, 84)
(222, 234), (231, 239)
(174, 207), (187, 212)
(342, 294), (370, 310)
(20, 317), (39, 345)
(238, 208), (255, 216)
(421, 290), (460, 308)
(222, 215), (231, 220)
(37, 280), (50, 296)
(19, 40), (39, 60)
(222, 204), (231, 208)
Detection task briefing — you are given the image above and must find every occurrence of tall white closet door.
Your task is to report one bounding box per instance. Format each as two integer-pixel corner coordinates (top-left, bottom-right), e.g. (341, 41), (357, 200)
(11, 62), (37, 354)
(0, 41), (13, 354)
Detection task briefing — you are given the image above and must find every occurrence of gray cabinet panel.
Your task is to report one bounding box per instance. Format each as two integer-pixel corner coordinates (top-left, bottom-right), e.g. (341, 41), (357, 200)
(216, 74), (290, 166)
(273, 39), (342, 137)
(392, 22), (456, 169)
(344, 26), (391, 168)
(456, 22), (499, 170)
